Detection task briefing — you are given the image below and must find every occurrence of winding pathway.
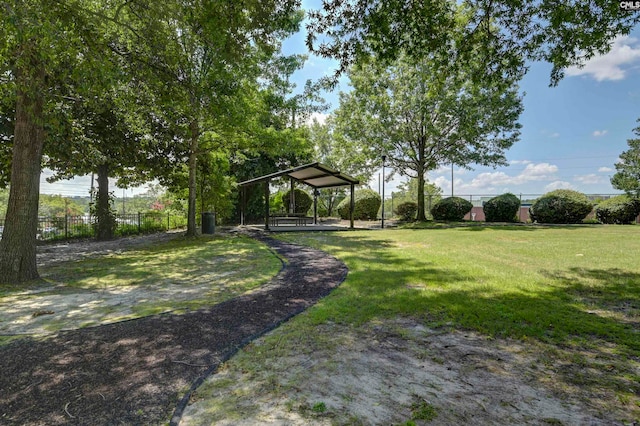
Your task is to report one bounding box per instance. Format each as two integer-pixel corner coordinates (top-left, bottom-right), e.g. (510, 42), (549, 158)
(0, 231), (347, 425)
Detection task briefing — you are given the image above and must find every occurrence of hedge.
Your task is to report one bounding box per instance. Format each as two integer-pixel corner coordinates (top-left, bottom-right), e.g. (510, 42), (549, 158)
(484, 193), (520, 222)
(337, 189), (381, 220)
(529, 189), (593, 224)
(594, 195), (640, 224)
(431, 197), (473, 221)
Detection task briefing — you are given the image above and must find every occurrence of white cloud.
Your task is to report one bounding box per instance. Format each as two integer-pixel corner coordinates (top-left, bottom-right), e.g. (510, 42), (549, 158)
(509, 160), (532, 165)
(545, 181), (574, 191)
(432, 162), (559, 193)
(550, 132), (560, 138)
(593, 130), (608, 137)
(565, 35), (640, 81)
(574, 174), (605, 185)
(307, 112), (329, 125)
(598, 167), (614, 172)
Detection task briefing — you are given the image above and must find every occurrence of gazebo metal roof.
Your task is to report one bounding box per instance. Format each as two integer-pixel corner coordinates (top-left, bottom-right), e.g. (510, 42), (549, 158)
(237, 162), (359, 189)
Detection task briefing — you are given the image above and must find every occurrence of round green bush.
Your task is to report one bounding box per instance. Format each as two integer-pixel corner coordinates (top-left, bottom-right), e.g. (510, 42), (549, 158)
(337, 189), (381, 220)
(594, 195), (640, 224)
(484, 193), (520, 222)
(395, 201), (418, 221)
(431, 197), (473, 221)
(281, 188), (312, 215)
(529, 189), (593, 224)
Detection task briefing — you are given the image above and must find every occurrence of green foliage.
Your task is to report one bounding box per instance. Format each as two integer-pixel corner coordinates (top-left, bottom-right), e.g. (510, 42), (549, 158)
(483, 193), (520, 222)
(334, 48), (522, 221)
(337, 189), (381, 220)
(529, 190), (593, 224)
(38, 194), (85, 217)
(395, 201), (418, 221)
(306, 1), (638, 86)
(281, 188), (313, 215)
(595, 195), (640, 225)
(431, 197), (473, 221)
(611, 121), (640, 199)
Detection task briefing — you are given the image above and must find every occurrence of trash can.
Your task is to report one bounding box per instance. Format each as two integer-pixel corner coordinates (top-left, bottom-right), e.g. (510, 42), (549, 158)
(201, 212), (215, 234)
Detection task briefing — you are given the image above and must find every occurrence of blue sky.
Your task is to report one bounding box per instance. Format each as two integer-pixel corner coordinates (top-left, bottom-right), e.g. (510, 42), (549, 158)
(41, 5), (640, 198)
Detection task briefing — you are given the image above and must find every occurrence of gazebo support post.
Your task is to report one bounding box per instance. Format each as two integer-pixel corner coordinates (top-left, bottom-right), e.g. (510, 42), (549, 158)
(350, 183), (355, 229)
(240, 186), (246, 226)
(264, 180), (270, 230)
(313, 189), (318, 225)
(289, 178), (295, 215)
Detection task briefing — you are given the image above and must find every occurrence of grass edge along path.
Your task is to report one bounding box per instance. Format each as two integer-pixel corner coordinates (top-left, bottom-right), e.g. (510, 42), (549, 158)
(0, 230), (348, 425)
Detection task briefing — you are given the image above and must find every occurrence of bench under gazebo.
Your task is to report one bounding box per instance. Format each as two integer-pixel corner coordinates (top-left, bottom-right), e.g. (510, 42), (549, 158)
(237, 162), (360, 230)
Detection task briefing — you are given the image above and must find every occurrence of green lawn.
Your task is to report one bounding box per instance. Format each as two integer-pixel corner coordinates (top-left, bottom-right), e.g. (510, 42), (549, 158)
(271, 225), (640, 415)
(0, 234), (282, 338)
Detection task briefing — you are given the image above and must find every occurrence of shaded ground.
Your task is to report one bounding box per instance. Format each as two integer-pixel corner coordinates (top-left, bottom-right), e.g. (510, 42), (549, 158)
(0, 230), (347, 425)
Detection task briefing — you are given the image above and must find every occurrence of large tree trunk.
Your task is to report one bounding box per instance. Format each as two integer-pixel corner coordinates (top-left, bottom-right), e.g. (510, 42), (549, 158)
(186, 120), (199, 237)
(95, 163), (115, 241)
(0, 52), (45, 285)
(416, 169), (427, 221)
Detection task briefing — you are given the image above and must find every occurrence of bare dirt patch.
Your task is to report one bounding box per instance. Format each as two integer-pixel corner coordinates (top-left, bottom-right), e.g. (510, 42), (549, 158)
(182, 318), (628, 425)
(1, 231), (279, 336)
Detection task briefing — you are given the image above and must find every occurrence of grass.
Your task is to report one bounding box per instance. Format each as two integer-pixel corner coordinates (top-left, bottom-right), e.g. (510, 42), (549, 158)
(0, 234), (282, 335)
(265, 225), (640, 419)
(40, 234), (280, 291)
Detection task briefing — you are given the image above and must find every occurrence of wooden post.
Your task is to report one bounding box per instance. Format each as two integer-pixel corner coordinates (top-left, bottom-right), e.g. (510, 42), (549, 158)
(289, 178), (295, 215)
(313, 189), (318, 225)
(240, 186), (246, 226)
(350, 183), (355, 229)
(264, 180), (270, 230)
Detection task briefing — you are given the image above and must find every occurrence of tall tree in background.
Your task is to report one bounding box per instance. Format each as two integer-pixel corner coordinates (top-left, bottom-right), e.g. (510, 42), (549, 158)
(335, 50), (522, 220)
(309, 117), (375, 216)
(45, 91), (146, 240)
(611, 121), (640, 199)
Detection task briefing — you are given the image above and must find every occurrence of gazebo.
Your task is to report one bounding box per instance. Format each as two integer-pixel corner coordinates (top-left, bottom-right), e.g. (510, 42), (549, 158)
(237, 162), (360, 230)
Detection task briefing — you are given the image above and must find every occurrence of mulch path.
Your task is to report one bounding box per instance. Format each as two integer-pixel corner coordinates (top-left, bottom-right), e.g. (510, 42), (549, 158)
(0, 230), (347, 425)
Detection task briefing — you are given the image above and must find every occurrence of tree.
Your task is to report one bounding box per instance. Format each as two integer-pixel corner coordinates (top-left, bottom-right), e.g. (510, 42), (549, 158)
(611, 121), (640, 199)
(309, 117), (375, 216)
(393, 178), (442, 219)
(335, 52), (522, 221)
(307, 0), (639, 86)
(46, 91), (146, 240)
(0, 1), (114, 283)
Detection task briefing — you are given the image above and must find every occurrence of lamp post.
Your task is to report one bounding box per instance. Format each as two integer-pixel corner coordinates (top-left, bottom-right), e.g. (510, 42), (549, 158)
(382, 155), (386, 229)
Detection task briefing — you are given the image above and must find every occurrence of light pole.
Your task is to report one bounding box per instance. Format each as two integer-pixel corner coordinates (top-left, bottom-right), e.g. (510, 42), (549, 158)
(382, 155), (386, 229)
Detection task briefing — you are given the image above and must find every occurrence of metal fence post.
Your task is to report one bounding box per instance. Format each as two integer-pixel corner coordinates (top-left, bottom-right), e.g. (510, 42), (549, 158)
(138, 212), (141, 233)
(167, 212), (170, 230)
(65, 214), (69, 239)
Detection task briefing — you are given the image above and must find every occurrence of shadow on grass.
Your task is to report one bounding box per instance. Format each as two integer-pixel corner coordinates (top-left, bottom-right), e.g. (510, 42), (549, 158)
(287, 232), (640, 410)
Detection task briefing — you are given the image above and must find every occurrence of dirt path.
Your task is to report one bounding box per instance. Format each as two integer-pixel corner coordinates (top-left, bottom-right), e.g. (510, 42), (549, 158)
(0, 231), (347, 425)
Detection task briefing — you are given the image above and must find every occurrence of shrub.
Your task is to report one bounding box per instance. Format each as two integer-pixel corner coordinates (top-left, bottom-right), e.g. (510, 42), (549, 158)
(395, 201), (418, 221)
(484, 193), (520, 222)
(337, 189), (381, 220)
(281, 188), (313, 215)
(594, 195), (640, 224)
(431, 197), (473, 221)
(529, 189), (593, 224)
(396, 201), (418, 221)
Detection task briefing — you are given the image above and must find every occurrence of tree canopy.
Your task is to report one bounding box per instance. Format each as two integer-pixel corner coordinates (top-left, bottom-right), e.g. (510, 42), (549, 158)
(334, 50), (522, 220)
(307, 0), (640, 85)
(611, 121), (640, 199)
